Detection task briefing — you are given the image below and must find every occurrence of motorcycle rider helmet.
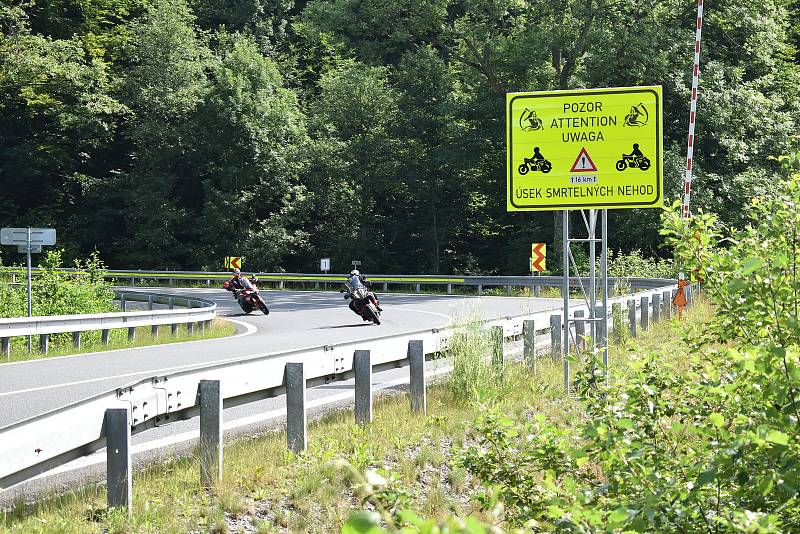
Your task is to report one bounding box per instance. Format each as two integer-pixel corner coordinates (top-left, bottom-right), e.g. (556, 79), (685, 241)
(350, 269), (360, 276)
(233, 268), (241, 277)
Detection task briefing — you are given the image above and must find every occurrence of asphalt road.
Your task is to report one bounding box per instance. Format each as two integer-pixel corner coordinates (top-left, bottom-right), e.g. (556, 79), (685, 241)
(0, 288), (565, 428)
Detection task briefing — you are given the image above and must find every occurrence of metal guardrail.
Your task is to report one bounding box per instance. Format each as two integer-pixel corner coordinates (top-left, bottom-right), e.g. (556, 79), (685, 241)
(1, 267), (672, 294)
(0, 280), (685, 493)
(0, 291), (216, 356)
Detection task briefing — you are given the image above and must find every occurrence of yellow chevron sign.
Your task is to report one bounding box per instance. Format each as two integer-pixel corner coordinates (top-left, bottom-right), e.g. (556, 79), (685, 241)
(224, 257), (241, 270)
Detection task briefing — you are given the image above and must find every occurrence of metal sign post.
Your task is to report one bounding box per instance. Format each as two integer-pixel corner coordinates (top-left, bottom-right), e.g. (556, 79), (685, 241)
(1, 227), (57, 353)
(562, 210), (609, 392)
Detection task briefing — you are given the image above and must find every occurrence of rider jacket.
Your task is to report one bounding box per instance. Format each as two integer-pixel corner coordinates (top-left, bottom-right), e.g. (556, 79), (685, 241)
(226, 276), (254, 292)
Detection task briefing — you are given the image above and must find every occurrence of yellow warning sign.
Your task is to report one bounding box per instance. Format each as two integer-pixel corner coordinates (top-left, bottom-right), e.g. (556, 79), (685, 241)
(224, 256), (241, 270)
(507, 86), (663, 211)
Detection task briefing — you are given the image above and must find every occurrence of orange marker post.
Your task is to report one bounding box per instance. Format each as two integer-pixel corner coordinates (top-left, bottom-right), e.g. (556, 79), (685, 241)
(673, 272), (689, 319)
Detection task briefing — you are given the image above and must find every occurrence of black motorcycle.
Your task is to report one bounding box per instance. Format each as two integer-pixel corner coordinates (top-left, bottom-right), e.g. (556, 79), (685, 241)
(518, 157), (552, 175)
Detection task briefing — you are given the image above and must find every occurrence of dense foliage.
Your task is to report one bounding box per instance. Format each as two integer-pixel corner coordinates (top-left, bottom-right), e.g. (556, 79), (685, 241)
(444, 168), (800, 532)
(1, 0), (797, 273)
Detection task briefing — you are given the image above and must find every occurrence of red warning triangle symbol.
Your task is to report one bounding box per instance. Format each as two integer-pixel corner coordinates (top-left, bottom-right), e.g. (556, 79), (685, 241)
(570, 147), (598, 172)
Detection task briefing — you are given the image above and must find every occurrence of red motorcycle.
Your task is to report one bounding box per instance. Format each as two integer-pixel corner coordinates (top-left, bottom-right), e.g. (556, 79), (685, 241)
(223, 277), (269, 315)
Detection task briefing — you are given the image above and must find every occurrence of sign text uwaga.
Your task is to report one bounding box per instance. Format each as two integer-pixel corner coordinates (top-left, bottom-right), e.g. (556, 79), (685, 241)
(506, 86), (663, 211)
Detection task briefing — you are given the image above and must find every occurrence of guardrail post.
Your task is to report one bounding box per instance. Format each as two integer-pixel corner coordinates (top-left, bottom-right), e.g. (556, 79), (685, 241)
(105, 408), (132, 513)
(2, 337), (9, 358)
(120, 294), (126, 312)
(628, 300), (637, 338)
(171, 322), (178, 336)
(199, 380), (223, 488)
(187, 321), (195, 336)
(477, 284), (482, 295)
(354, 350), (372, 426)
(611, 303), (622, 343)
(640, 296), (649, 331)
(128, 327), (136, 342)
(506, 285), (512, 295)
(550, 314), (561, 357)
(206, 279), (211, 287)
(574, 310), (585, 352)
(490, 326), (504, 368)
(415, 283), (421, 292)
(523, 320), (536, 366)
(151, 324), (159, 338)
(72, 331), (81, 349)
(286, 362), (307, 453)
(102, 329), (110, 345)
(533, 285), (541, 297)
(168, 297), (174, 310)
(383, 282), (389, 292)
(447, 283), (452, 294)
(652, 294), (661, 323)
(39, 334), (49, 355)
(663, 290), (672, 319)
(408, 340), (426, 414)
(147, 295), (153, 311)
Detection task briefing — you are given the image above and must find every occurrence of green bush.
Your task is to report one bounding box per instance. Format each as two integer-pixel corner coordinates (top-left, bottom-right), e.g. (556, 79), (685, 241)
(456, 164), (800, 532)
(0, 250), (115, 351)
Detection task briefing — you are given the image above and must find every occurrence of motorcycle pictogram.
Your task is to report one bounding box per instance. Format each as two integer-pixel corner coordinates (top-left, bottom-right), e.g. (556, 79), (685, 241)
(519, 147), (552, 174)
(616, 143), (651, 171)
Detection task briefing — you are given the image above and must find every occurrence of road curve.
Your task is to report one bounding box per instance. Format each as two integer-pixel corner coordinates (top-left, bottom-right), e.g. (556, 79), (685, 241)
(0, 288), (565, 428)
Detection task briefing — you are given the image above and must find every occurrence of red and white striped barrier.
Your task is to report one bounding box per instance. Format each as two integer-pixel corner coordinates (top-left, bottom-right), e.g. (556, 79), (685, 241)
(682, 0), (704, 219)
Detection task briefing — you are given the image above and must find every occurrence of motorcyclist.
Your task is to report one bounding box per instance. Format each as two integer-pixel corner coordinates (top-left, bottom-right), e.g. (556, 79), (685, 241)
(341, 269), (382, 315)
(624, 143), (644, 161)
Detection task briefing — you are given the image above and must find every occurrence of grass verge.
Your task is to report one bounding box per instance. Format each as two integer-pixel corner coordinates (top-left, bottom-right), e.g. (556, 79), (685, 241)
(0, 303), (710, 533)
(0, 318), (237, 365)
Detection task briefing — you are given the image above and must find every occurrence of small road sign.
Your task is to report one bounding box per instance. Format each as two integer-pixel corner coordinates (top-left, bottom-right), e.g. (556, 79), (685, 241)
(224, 257), (241, 270)
(320, 258), (331, 271)
(531, 243), (546, 272)
(351, 260), (361, 267)
(17, 245), (42, 253)
(506, 86), (663, 211)
(1, 228), (56, 246)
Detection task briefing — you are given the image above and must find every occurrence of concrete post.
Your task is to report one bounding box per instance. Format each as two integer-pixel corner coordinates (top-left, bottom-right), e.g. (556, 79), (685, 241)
(550, 314), (561, 357)
(128, 327), (136, 342)
(408, 340), (426, 414)
(286, 362), (307, 453)
(102, 329), (110, 345)
(611, 303), (622, 343)
(628, 300), (637, 338)
(640, 296), (649, 331)
(523, 320), (536, 366)
(652, 294), (661, 323)
(72, 331), (81, 349)
(1, 337), (9, 358)
(105, 408), (132, 513)
(663, 290), (672, 319)
(39, 334), (49, 355)
(354, 350), (373, 426)
(573, 310), (585, 352)
(199, 380), (223, 488)
(490, 326), (504, 368)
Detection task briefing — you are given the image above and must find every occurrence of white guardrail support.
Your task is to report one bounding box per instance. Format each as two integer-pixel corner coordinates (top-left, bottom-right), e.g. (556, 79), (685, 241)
(0, 277), (687, 514)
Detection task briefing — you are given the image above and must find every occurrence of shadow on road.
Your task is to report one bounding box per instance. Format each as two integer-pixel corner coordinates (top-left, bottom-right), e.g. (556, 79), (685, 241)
(315, 323), (375, 329)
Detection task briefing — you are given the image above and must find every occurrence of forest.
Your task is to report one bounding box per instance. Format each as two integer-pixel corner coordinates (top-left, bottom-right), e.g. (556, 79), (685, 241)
(0, 0), (798, 274)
